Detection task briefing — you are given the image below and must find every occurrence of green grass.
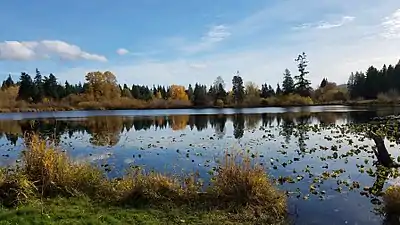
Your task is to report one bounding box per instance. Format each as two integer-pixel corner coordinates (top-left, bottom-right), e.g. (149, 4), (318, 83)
(0, 197), (254, 225)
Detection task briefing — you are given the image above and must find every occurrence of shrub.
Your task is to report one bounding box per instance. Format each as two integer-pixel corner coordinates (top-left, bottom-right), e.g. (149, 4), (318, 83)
(0, 169), (36, 207)
(215, 99), (224, 108)
(378, 90), (399, 103)
(167, 99), (192, 108)
(210, 151), (287, 222)
(22, 135), (107, 198)
(77, 101), (104, 110)
(115, 168), (202, 206)
(383, 185), (400, 216)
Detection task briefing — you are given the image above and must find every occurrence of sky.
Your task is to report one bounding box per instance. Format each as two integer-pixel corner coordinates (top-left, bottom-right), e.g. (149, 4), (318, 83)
(0, 0), (400, 88)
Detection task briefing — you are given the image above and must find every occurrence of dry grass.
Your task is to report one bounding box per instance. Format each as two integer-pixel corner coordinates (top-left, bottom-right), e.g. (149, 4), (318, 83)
(22, 135), (108, 198)
(114, 168), (202, 206)
(261, 94), (314, 106)
(209, 151), (287, 222)
(383, 185), (400, 215)
(0, 134), (287, 223)
(0, 169), (36, 207)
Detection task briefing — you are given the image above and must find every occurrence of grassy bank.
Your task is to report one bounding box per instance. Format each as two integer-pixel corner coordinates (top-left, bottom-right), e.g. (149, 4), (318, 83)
(0, 197), (254, 225)
(0, 135), (287, 224)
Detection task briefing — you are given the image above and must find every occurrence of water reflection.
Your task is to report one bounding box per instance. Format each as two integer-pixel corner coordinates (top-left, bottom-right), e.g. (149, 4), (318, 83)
(0, 110), (391, 147)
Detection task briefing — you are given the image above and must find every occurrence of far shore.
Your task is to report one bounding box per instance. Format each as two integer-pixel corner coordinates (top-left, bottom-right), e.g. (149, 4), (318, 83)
(0, 100), (398, 114)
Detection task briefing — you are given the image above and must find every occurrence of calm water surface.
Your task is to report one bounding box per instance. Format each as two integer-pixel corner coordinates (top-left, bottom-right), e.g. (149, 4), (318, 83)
(1, 105), (400, 225)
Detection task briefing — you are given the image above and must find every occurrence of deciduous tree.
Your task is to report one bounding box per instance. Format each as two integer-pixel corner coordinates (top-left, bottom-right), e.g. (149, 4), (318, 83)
(85, 71), (120, 100)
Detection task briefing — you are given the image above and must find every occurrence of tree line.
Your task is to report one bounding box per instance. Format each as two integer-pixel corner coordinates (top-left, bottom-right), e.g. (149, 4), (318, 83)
(347, 60), (400, 100)
(0, 52), (320, 109)
(4, 52), (398, 110)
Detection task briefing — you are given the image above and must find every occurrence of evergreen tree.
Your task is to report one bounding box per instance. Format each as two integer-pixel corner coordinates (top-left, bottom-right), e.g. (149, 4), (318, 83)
(276, 83), (282, 95)
(282, 69), (295, 95)
(232, 71), (244, 105)
(118, 85), (123, 95)
(131, 85), (141, 99)
(32, 68), (44, 102)
(268, 85), (275, 97)
(212, 76), (226, 103)
(261, 83), (275, 98)
(320, 78), (328, 88)
(294, 52), (312, 96)
(122, 84), (132, 98)
(364, 66), (380, 99)
(43, 73), (59, 99)
(17, 72), (34, 101)
(193, 83), (208, 106)
(1, 75), (14, 90)
(65, 81), (74, 96)
(216, 83), (227, 102)
(187, 84), (194, 102)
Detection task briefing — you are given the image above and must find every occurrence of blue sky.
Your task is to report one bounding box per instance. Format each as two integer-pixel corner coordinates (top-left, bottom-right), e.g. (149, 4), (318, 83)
(1, 0), (400, 88)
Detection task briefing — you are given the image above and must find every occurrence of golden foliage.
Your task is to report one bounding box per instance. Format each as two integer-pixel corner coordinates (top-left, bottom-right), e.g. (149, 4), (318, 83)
(85, 71), (121, 100)
(0, 86), (19, 108)
(169, 85), (189, 101)
(170, 115), (189, 131)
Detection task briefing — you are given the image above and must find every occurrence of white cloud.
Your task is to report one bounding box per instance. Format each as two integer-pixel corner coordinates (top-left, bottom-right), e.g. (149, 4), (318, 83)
(317, 16), (355, 29)
(206, 25), (231, 42)
(180, 25), (231, 54)
(295, 15), (355, 30)
(0, 40), (107, 62)
(189, 63), (207, 69)
(382, 9), (400, 39)
(116, 48), (129, 55)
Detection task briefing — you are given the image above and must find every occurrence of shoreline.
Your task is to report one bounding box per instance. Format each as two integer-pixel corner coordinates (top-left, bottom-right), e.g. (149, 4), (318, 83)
(0, 101), (398, 114)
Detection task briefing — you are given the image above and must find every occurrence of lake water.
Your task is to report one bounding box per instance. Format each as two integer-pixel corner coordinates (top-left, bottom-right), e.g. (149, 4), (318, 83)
(1, 105), (400, 224)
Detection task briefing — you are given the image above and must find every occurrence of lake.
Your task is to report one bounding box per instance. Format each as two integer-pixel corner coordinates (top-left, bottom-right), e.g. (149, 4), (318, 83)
(0, 105), (400, 224)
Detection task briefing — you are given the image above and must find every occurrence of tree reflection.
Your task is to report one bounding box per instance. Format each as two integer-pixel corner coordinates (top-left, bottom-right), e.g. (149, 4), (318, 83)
(245, 114), (261, 130)
(261, 113), (276, 128)
(296, 114), (311, 152)
(170, 115), (189, 131)
(86, 116), (124, 146)
(280, 114), (295, 144)
(209, 115), (227, 139)
(233, 114), (245, 139)
(194, 115), (208, 131)
(0, 111), (358, 147)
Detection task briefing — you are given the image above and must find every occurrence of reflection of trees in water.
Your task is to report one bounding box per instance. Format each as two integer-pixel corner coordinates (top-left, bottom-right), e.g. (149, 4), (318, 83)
(296, 114), (311, 152)
(86, 117), (124, 146)
(280, 114), (295, 144)
(315, 112), (338, 125)
(194, 115), (208, 131)
(245, 114), (261, 130)
(261, 113), (276, 128)
(233, 114), (245, 139)
(0, 111), (361, 146)
(170, 115), (189, 131)
(209, 115), (227, 139)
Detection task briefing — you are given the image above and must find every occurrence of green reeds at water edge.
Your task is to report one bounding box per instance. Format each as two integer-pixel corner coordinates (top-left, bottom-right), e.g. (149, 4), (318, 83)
(0, 134), (287, 224)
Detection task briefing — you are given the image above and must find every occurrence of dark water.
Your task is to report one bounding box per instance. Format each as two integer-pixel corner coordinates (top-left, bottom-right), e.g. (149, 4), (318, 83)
(1, 105), (400, 225)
